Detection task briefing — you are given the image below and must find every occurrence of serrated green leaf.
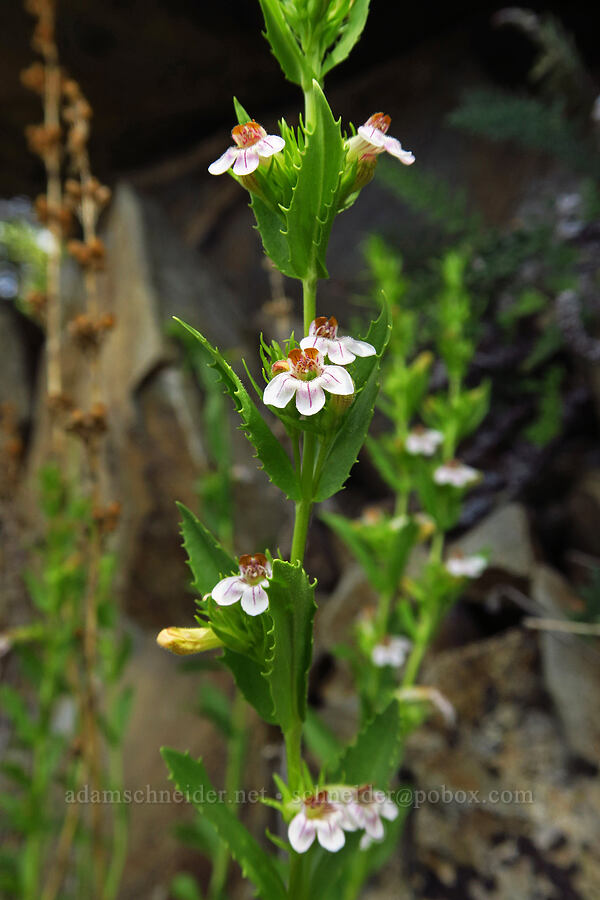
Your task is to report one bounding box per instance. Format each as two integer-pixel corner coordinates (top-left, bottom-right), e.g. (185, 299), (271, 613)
(283, 82), (345, 279)
(264, 560), (317, 730)
(177, 502), (237, 596)
(162, 749), (287, 900)
(322, 0), (370, 75)
(251, 195), (296, 278)
(221, 649), (276, 725)
(314, 364), (379, 501)
(257, 0), (309, 88)
(174, 318), (301, 500)
(327, 699), (402, 786)
(314, 297), (391, 501)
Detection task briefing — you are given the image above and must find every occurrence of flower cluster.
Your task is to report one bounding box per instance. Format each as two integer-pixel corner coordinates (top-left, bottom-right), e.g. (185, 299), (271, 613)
(263, 317), (375, 416)
(287, 785), (398, 854)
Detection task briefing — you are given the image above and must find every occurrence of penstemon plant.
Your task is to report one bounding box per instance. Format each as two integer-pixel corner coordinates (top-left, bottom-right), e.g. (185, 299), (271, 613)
(156, 2), (434, 897)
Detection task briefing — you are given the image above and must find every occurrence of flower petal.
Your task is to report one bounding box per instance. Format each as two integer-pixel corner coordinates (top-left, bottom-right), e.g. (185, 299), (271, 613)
(240, 583), (269, 616)
(322, 338), (357, 365)
(380, 799), (399, 821)
(257, 134), (285, 157)
(315, 819), (345, 852)
(319, 365), (354, 395)
(295, 381), (326, 416)
(232, 148), (260, 175)
(208, 147), (237, 175)
(211, 575), (244, 606)
(363, 810), (384, 840)
(357, 125), (386, 149)
(382, 136), (415, 164)
(288, 813), (316, 853)
(343, 337), (376, 358)
(300, 334), (327, 354)
(263, 373), (297, 409)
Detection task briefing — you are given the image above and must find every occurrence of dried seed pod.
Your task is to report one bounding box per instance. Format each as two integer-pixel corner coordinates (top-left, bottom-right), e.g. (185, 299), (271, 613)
(20, 62), (45, 93)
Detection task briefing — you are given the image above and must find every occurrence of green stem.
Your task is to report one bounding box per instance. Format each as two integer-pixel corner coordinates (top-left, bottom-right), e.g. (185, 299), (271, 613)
(401, 615), (431, 689)
(302, 274), (317, 337)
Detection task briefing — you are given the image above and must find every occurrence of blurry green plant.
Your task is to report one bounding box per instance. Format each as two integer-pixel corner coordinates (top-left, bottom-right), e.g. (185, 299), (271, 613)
(0, 214), (48, 304)
(319, 237), (490, 724)
(0, 466), (131, 900)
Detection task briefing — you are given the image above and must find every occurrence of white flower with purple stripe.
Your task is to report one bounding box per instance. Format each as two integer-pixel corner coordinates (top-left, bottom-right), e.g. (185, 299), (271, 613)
(263, 347), (354, 417)
(300, 315), (376, 365)
(208, 120), (285, 177)
(288, 792), (346, 854)
(211, 553), (271, 616)
(346, 112), (415, 166)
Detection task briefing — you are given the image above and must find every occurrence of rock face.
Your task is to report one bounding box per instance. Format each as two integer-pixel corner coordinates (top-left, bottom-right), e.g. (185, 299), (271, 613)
(532, 564), (600, 765)
(396, 630), (600, 900)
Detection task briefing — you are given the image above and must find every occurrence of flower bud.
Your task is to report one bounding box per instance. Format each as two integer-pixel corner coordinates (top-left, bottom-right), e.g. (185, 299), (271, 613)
(156, 626), (224, 656)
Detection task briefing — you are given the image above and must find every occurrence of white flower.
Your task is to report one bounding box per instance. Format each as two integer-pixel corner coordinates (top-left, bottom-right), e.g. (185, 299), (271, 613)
(338, 785), (398, 846)
(346, 112), (415, 166)
(445, 553), (487, 579)
(433, 460), (480, 488)
(211, 553), (271, 616)
(405, 426), (443, 457)
(288, 792), (346, 853)
(208, 120), (285, 176)
(263, 347), (354, 416)
(371, 635), (412, 668)
(299, 316), (376, 365)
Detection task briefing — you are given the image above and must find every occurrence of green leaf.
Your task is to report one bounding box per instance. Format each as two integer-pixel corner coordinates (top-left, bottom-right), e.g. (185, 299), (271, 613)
(327, 699), (402, 786)
(283, 82), (345, 279)
(314, 363), (378, 502)
(257, 0), (309, 88)
(221, 649), (276, 725)
(250, 195), (296, 278)
(347, 292), (392, 389)
(314, 296), (391, 501)
(162, 749), (287, 900)
(322, 0), (370, 75)
(233, 96), (251, 124)
(174, 318), (301, 500)
(177, 502), (237, 596)
(264, 560), (317, 730)
(303, 707), (342, 770)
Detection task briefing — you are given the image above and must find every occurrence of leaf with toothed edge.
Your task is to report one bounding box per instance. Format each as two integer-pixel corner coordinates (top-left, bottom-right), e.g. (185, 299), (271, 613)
(174, 318), (301, 501)
(264, 560), (317, 731)
(161, 748), (287, 900)
(176, 502), (236, 596)
(281, 82), (345, 280)
(314, 296), (392, 502)
(257, 0), (310, 88)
